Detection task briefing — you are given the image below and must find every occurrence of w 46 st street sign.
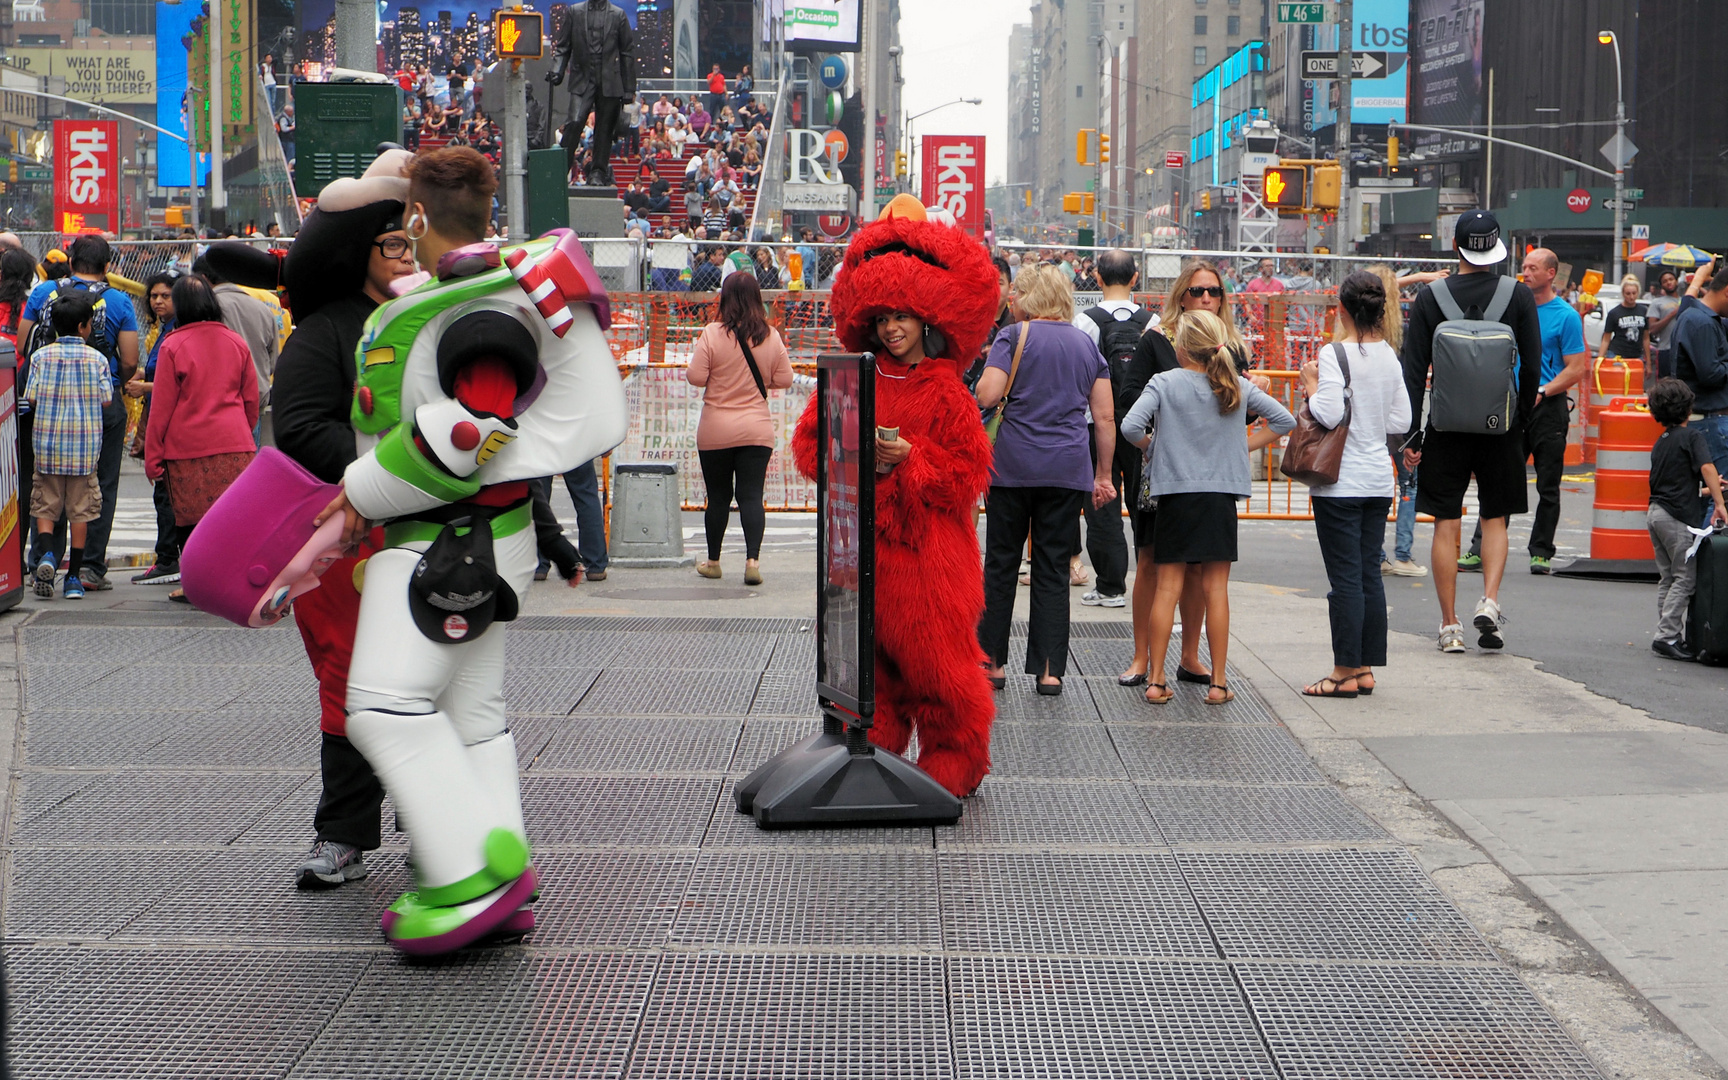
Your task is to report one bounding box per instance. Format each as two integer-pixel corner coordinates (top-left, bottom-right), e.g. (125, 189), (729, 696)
(1301, 51), (1389, 79)
(1278, 3), (1325, 22)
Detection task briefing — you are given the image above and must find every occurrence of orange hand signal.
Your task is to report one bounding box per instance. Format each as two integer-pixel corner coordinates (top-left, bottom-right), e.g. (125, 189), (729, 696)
(1264, 169), (1287, 204)
(500, 17), (522, 53)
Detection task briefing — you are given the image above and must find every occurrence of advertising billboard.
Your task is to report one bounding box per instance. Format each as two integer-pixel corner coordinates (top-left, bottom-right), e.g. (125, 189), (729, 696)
(54, 120), (120, 234)
(1307, 0), (1408, 127)
(7, 46), (156, 104)
(920, 135), (985, 239)
(785, 0), (860, 53)
(1410, 0), (1486, 157)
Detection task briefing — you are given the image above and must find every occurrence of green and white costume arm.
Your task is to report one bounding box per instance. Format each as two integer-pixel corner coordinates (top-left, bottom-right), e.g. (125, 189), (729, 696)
(343, 422), (484, 521)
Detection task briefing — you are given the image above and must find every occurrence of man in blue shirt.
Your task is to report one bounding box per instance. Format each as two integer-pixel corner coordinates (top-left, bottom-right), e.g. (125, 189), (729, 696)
(1674, 258), (1728, 521)
(1462, 248), (1585, 576)
(16, 234), (138, 591)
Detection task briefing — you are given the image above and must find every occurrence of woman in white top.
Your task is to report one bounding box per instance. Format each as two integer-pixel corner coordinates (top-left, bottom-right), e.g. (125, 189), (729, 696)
(1299, 270), (1413, 698)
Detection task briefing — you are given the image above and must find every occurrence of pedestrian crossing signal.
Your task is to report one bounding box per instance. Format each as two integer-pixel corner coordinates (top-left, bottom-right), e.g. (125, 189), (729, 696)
(1263, 166), (1307, 212)
(495, 11), (543, 60)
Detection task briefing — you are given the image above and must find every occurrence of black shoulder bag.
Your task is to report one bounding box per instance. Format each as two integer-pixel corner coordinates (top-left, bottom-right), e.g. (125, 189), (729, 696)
(738, 333), (767, 399)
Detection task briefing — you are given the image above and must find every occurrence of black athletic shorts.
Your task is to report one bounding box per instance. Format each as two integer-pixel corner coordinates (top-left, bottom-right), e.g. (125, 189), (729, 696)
(1414, 429), (1528, 521)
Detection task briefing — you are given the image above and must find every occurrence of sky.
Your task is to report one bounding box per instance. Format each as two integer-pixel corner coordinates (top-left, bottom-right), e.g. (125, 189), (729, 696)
(898, 0), (1026, 187)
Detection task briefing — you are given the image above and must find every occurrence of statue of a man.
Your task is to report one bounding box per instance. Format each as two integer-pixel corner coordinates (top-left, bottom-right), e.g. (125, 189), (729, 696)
(547, 0), (636, 187)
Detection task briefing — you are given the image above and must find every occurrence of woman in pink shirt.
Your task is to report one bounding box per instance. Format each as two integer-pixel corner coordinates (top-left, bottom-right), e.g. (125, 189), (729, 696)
(145, 274), (260, 600)
(687, 273), (793, 584)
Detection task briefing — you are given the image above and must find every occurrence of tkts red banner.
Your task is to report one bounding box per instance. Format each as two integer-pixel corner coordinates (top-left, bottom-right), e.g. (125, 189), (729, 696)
(920, 135), (985, 238)
(54, 119), (119, 234)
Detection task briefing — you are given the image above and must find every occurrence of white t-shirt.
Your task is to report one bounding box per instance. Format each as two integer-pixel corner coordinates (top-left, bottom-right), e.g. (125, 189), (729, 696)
(1071, 299), (1159, 348)
(1305, 339), (1412, 500)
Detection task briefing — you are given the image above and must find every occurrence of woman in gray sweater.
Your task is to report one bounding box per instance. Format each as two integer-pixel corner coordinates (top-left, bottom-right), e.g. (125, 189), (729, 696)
(1121, 310), (1295, 705)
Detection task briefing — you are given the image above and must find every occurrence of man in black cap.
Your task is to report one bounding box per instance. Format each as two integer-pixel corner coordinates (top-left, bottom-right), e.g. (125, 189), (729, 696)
(1400, 209), (1543, 655)
(547, 0), (636, 186)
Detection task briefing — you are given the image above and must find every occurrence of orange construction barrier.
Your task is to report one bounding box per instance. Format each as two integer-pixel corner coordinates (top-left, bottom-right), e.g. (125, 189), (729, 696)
(1584, 356), (1644, 465)
(1590, 397), (1659, 560)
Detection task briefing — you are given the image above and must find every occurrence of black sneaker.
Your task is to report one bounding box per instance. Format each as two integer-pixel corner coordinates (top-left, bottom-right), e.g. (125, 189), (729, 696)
(1652, 639), (1697, 662)
(131, 562), (181, 585)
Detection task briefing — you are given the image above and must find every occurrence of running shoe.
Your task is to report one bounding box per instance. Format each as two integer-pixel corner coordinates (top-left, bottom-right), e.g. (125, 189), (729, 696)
(295, 841), (369, 890)
(1080, 590), (1127, 608)
(62, 576), (84, 600)
(1437, 623), (1466, 653)
(1530, 556), (1553, 575)
(32, 554), (56, 599)
(131, 562), (181, 585)
(1474, 597), (1505, 649)
(1456, 553), (1483, 572)
(78, 569), (112, 591)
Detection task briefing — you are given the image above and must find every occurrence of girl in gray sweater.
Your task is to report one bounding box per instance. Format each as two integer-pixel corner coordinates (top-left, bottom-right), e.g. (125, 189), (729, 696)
(1120, 310), (1294, 705)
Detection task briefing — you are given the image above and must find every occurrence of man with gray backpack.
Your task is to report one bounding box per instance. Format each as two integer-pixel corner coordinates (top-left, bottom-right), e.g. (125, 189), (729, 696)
(1400, 210), (1543, 653)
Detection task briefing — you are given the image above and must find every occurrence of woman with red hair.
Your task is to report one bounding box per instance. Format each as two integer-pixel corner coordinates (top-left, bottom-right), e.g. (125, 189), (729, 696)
(791, 196), (1000, 798)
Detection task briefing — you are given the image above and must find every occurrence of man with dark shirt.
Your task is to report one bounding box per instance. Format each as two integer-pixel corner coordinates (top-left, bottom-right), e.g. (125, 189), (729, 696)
(1401, 210), (1543, 654)
(1674, 259), (1728, 515)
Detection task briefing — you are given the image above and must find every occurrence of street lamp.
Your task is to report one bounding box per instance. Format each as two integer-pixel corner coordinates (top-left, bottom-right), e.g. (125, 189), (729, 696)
(904, 96), (982, 189)
(1599, 29), (1626, 282)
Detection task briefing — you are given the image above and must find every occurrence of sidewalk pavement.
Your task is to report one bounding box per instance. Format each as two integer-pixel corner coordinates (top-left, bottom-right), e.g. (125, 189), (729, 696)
(1227, 580), (1728, 1078)
(0, 547), (1721, 1078)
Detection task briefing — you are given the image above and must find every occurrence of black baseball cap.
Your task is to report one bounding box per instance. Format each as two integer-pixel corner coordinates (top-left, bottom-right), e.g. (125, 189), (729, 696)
(1454, 209), (1507, 267)
(407, 518), (519, 645)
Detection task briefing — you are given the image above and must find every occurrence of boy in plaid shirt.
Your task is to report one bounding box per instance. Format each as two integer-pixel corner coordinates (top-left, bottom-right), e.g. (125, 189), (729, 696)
(24, 290), (111, 599)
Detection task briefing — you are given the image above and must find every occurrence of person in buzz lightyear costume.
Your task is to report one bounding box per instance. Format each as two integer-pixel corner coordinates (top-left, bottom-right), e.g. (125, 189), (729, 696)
(312, 147), (628, 954)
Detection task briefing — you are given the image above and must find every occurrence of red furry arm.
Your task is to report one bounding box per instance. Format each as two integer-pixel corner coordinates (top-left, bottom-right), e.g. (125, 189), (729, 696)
(880, 385), (993, 517)
(791, 388), (820, 482)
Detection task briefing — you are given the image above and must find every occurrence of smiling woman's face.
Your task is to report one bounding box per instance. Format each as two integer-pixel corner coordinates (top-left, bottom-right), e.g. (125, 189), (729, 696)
(874, 311), (925, 360)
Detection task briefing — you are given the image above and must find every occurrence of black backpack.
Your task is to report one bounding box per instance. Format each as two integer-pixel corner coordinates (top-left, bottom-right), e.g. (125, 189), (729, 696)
(25, 279), (115, 366)
(1084, 304), (1153, 397)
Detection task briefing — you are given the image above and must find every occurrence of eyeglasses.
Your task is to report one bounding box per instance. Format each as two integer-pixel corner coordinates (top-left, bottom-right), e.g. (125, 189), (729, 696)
(372, 236), (411, 258)
(1186, 285), (1225, 298)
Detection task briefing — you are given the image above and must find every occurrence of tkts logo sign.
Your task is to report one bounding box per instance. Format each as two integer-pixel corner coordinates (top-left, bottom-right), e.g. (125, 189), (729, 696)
(54, 120), (119, 234)
(920, 135), (986, 238)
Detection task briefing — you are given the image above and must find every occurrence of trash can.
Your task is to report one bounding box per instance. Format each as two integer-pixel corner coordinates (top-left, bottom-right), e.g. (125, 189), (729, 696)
(608, 462), (693, 567)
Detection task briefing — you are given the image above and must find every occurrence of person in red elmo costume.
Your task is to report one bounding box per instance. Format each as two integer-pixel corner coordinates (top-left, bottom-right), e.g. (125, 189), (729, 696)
(791, 195), (999, 798)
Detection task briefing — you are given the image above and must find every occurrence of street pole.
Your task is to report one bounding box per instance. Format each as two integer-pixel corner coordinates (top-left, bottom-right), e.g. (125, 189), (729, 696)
(503, 53), (527, 241)
(861, 0), (877, 224)
(186, 82), (201, 235)
(1335, 0), (1351, 256)
(211, 10), (225, 219)
(1601, 29), (1625, 283)
(334, 0), (378, 71)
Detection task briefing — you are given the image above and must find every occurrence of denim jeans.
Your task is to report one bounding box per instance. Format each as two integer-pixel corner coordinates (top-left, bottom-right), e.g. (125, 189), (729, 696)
(1692, 414), (1728, 527)
(81, 388), (127, 579)
(1313, 496), (1393, 669)
(560, 459), (608, 573)
(1383, 456), (1418, 563)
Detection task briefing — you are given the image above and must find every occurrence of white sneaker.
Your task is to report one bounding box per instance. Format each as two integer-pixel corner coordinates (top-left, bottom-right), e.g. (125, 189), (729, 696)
(1081, 590), (1127, 608)
(1473, 597), (1504, 650)
(1437, 623), (1466, 653)
(1389, 559), (1429, 577)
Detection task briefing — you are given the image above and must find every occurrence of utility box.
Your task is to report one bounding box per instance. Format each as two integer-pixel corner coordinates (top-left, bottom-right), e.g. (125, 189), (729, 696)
(527, 148), (569, 237)
(294, 83), (404, 199)
(608, 462), (692, 567)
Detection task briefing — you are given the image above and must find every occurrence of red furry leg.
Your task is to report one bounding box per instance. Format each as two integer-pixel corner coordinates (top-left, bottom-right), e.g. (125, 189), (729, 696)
(896, 639), (996, 799)
(867, 648), (912, 755)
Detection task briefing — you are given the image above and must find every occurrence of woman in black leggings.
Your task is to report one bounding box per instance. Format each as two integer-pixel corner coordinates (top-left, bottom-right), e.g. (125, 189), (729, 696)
(687, 273), (793, 584)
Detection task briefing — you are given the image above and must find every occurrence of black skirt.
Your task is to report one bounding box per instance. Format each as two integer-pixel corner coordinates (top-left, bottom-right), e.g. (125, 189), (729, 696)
(1151, 491), (1239, 564)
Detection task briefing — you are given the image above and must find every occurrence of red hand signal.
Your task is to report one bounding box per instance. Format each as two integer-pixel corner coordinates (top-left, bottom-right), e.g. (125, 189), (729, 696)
(1265, 169), (1287, 204)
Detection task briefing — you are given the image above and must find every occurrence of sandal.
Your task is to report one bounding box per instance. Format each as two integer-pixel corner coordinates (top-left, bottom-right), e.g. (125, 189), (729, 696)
(983, 664), (1006, 691)
(1353, 669), (1375, 695)
(1302, 676), (1359, 699)
(1144, 682), (1174, 705)
(1206, 683), (1235, 705)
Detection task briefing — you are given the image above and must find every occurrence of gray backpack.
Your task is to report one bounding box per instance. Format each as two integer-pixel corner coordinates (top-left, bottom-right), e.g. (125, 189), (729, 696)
(1426, 275), (1519, 434)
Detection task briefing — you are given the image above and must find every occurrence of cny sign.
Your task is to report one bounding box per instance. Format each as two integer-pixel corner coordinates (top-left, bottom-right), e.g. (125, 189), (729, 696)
(54, 120), (119, 234)
(920, 135), (985, 238)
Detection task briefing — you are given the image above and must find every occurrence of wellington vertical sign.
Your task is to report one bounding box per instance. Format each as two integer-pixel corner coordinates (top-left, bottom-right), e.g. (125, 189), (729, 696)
(920, 135), (985, 238)
(54, 120), (119, 234)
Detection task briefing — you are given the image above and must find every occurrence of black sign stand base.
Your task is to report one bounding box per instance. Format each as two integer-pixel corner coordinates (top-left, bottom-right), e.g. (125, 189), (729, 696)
(734, 714), (962, 827)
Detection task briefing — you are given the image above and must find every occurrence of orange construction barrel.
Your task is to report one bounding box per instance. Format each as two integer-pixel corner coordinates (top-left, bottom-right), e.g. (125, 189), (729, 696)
(1584, 357), (1644, 465)
(1590, 398), (1659, 560)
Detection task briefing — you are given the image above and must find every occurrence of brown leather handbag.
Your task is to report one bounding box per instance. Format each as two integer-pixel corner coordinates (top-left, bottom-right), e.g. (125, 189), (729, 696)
(1280, 343), (1353, 487)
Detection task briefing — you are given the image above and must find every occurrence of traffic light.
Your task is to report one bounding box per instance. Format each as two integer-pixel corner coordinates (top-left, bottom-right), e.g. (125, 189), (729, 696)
(1311, 165), (1341, 210)
(893, 150), (907, 179)
(1098, 134), (1110, 165)
(1200, 190), (1212, 211)
(1023, 189), (1032, 208)
(6, 161), (14, 184)
(1387, 134), (1399, 169)
(1075, 129), (1095, 166)
(494, 10), (544, 59)
(1262, 166), (1307, 212)
(1062, 192), (1095, 215)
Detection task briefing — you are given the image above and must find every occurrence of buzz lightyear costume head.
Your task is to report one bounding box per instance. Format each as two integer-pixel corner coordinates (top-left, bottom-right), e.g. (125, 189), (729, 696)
(340, 228), (628, 518)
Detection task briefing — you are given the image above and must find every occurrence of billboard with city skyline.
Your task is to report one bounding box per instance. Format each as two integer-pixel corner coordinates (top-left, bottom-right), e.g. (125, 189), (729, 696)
(295, 0), (637, 73)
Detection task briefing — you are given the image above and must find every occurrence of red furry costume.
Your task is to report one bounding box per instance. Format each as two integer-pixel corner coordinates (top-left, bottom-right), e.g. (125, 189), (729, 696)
(791, 197), (1000, 798)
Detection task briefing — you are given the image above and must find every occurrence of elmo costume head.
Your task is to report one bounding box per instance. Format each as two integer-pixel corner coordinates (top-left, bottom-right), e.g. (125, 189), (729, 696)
(828, 194), (1001, 365)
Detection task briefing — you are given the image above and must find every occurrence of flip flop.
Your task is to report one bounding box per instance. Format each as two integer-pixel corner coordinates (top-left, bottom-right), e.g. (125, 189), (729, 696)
(1144, 682), (1174, 705)
(1206, 683), (1236, 705)
(1302, 677), (1358, 699)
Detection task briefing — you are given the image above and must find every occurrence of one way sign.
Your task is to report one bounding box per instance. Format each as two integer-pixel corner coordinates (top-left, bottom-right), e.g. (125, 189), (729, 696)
(1301, 51), (1389, 79)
